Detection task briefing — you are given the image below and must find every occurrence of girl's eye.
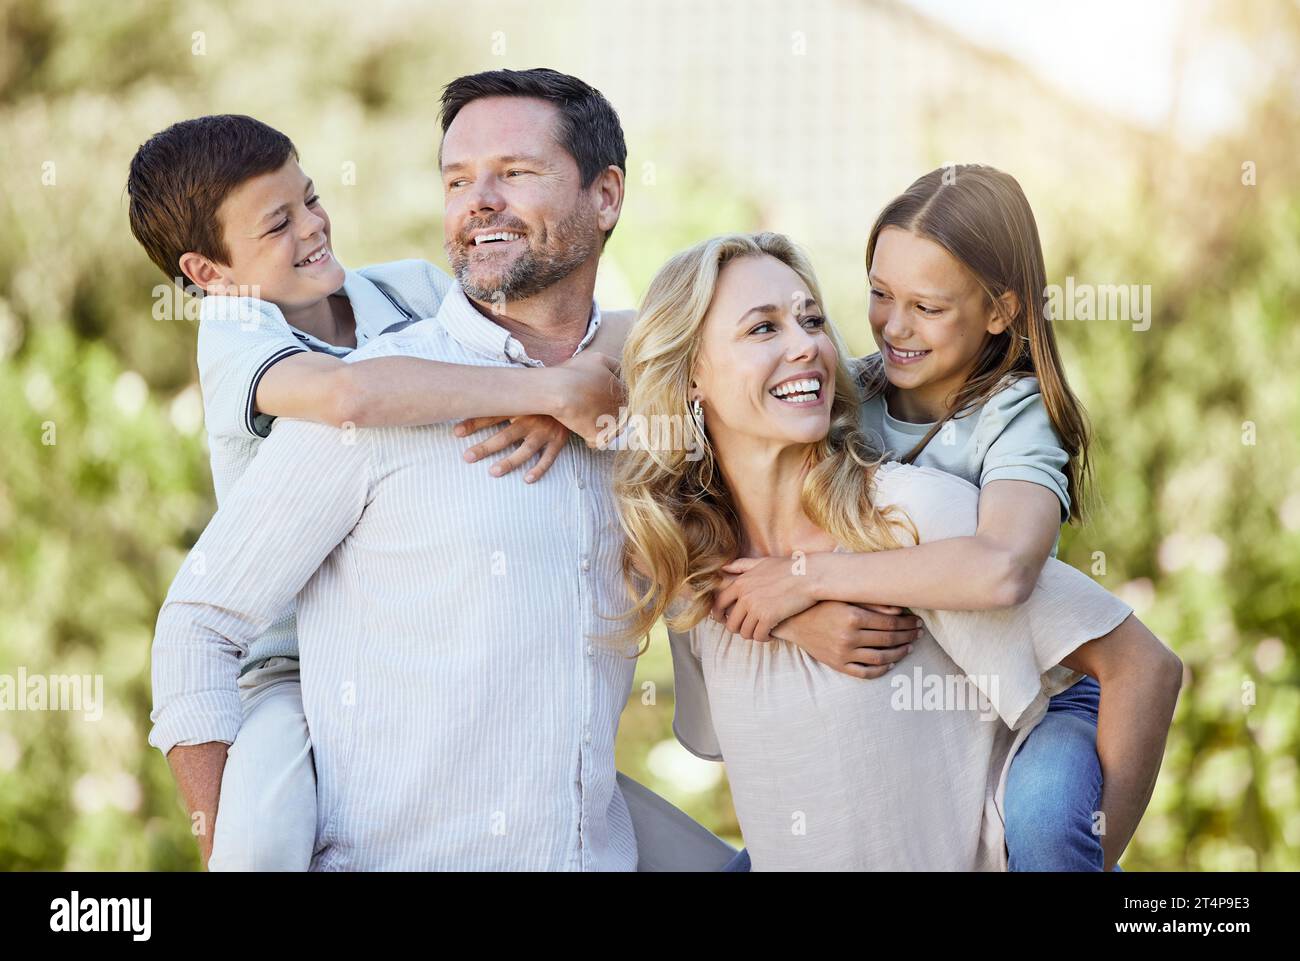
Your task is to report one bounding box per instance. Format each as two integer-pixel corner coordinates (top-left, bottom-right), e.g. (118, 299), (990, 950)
(270, 220), (289, 234)
(306, 195), (320, 206)
(916, 304), (940, 315)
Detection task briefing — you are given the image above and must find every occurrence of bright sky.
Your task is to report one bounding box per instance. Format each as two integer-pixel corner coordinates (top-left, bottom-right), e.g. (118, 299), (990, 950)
(900, 0), (1245, 143)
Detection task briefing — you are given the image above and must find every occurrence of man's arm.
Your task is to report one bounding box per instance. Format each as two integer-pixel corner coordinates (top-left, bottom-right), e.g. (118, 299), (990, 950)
(149, 419), (373, 865)
(167, 741), (228, 867)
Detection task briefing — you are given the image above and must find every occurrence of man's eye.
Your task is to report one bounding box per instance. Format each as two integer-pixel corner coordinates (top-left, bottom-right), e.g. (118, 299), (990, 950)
(870, 288), (890, 301)
(448, 179), (467, 189)
(270, 220), (289, 234)
(506, 170), (526, 177)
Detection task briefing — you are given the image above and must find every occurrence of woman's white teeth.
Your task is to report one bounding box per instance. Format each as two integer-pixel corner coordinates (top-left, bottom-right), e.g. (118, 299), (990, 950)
(297, 247), (329, 266)
(770, 378), (822, 402)
(891, 345), (928, 358)
(474, 232), (523, 245)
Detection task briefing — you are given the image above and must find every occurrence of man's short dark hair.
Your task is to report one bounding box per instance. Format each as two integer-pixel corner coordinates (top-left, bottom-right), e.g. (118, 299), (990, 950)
(439, 68), (627, 243)
(127, 114), (298, 284)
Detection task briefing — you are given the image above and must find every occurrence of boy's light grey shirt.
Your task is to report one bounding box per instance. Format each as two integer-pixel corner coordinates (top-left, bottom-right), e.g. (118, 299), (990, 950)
(150, 284), (638, 870)
(194, 260), (452, 673)
(857, 373), (1071, 554)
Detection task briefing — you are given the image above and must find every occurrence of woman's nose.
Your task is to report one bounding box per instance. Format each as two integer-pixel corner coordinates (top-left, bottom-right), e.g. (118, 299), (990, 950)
(785, 324), (820, 361)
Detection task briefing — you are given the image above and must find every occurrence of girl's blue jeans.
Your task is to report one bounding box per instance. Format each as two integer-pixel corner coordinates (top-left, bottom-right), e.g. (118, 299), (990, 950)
(1004, 675), (1109, 871)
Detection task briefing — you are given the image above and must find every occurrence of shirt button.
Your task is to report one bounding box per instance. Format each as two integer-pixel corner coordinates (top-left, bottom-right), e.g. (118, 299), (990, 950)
(584, 732), (592, 744)
(577, 478), (586, 490)
(586, 645), (594, 657)
(581, 558), (591, 572)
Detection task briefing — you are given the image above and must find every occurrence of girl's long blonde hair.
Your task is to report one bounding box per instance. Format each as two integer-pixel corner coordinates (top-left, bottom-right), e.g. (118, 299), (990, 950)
(860, 164), (1094, 524)
(612, 232), (914, 647)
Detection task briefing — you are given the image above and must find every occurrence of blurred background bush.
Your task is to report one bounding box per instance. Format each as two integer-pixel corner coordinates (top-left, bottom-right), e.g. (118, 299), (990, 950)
(0, 0), (1296, 869)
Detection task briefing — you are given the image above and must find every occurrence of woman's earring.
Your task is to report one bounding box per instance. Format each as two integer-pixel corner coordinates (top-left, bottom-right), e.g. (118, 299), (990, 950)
(691, 398), (704, 426)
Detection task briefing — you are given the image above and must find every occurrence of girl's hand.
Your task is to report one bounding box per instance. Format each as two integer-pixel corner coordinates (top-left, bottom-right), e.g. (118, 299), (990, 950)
(455, 414), (569, 483)
(711, 555), (822, 641)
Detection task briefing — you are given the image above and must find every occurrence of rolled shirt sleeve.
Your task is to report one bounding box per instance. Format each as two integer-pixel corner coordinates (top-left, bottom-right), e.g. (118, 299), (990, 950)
(148, 419), (374, 754)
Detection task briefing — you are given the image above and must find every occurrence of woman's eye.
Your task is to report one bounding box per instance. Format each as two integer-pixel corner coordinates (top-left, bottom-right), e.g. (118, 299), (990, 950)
(749, 322), (776, 335)
(870, 289), (889, 301)
(802, 315), (826, 329)
(270, 220), (289, 234)
(916, 304), (939, 315)
(306, 195), (320, 206)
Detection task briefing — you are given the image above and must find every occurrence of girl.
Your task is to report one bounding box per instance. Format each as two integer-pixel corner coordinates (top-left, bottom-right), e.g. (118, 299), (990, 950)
(613, 231), (1181, 870)
(712, 166), (1160, 870)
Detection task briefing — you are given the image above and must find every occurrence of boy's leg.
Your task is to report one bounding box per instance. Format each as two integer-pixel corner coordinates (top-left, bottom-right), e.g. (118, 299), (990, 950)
(1004, 676), (1106, 872)
(208, 657), (317, 872)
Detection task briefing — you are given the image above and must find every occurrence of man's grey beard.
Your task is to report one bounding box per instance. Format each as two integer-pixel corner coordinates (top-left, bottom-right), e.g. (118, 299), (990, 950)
(448, 203), (599, 304)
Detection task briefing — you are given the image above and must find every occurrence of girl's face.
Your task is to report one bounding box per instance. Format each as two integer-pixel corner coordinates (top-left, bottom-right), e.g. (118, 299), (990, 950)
(867, 226), (1011, 414)
(692, 253), (837, 456)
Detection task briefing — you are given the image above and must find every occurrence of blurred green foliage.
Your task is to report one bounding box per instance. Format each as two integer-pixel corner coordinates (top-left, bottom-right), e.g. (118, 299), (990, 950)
(0, 0), (1295, 869)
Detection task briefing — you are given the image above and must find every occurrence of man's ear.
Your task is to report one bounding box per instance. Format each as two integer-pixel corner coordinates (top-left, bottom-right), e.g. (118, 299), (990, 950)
(987, 290), (1019, 336)
(178, 252), (229, 295)
(594, 164), (625, 237)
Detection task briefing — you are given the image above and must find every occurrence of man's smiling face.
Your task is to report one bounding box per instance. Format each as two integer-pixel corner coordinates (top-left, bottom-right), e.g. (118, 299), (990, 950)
(440, 96), (602, 304)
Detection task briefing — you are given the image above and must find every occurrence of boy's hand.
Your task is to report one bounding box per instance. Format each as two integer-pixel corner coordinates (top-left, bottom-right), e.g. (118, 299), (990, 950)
(455, 414), (570, 484)
(766, 601), (921, 679)
(712, 554), (825, 641)
(551, 351), (624, 445)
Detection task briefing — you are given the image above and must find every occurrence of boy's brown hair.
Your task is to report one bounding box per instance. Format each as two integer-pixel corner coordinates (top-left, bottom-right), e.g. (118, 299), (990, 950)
(126, 114), (298, 285)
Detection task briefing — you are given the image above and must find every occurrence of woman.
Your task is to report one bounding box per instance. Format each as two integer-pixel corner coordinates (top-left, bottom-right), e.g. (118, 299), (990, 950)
(610, 232), (1181, 870)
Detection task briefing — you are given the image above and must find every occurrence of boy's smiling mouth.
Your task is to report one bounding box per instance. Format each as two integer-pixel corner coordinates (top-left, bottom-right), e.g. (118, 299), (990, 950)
(295, 244), (331, 268)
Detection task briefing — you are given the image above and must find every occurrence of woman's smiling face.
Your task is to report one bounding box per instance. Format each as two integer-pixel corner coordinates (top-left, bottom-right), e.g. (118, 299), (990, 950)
(692, 253), (837, 453)
(867, 225), (1011, 414)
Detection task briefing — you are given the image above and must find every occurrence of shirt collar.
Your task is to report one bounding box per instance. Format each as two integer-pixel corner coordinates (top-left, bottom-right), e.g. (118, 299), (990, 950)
(433, 282), (602, 367)
(198, 268), (411, 354)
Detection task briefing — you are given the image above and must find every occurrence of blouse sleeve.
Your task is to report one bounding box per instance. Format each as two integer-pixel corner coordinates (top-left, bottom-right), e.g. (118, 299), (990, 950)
(666, 626), (724, 762)
(873, 463), (1132, 730)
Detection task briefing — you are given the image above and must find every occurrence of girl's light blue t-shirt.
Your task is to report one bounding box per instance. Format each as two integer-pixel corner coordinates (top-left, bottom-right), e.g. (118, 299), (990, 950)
(858, 374), (1071, 555)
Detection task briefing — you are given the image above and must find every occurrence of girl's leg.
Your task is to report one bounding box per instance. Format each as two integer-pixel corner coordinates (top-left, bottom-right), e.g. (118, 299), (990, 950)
(1003, 676), (1105, 871)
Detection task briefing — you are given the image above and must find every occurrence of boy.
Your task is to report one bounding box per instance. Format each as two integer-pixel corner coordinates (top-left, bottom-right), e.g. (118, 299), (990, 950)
(128, 114), (629, 869)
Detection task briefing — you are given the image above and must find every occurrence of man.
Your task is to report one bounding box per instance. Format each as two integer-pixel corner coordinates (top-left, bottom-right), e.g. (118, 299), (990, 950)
(151, 68), (722, 869)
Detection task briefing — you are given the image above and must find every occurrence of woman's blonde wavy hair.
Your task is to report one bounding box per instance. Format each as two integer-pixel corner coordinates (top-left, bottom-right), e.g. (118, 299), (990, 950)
(611, 232), (915, 649)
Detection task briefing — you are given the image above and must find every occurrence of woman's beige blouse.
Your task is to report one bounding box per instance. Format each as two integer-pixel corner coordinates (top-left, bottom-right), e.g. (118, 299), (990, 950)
(668, 462), (1133, 871)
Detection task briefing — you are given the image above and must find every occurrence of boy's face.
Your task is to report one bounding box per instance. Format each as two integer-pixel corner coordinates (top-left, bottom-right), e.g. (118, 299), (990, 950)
(196, 159), (345, 308)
